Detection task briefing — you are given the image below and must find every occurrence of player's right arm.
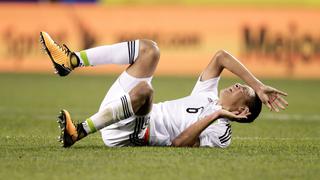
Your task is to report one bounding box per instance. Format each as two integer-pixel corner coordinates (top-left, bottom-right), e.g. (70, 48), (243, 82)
(200, 50), (288, 111)
(171, 109), (250, 147)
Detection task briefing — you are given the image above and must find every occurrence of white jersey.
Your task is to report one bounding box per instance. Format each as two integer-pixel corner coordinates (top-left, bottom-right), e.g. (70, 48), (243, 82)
(99, 72), (231, 148)
(148, 77), (232, 148)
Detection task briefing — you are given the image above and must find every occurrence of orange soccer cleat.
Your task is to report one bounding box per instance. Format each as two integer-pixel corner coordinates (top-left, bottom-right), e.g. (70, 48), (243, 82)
(40, 31), (79, 76)
(57, 109), (79, 148)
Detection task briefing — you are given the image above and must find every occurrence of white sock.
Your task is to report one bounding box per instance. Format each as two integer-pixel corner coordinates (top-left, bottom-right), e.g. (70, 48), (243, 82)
(82, 94), (134, 134)
(75, 40), (139, 67)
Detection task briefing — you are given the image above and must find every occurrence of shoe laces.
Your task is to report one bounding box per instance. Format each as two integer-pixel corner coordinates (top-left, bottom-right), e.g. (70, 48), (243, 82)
(54, 41), (72, 57)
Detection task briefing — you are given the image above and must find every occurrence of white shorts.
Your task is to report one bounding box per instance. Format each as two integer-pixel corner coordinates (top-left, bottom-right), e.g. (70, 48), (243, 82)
(99, 71), (152, 147)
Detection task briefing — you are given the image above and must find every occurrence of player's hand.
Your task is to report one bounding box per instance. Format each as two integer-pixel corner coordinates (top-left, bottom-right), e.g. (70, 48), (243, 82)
(256, 85), (288, 112)
(217, 109), (251, 121)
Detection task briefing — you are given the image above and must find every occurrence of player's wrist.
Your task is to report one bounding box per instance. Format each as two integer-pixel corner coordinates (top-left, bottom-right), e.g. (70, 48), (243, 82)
(217, 109), (227, 119)
(251, 81), (264, 93)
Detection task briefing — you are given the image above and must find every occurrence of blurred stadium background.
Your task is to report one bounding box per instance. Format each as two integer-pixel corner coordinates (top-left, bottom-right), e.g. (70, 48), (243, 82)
(0, 0), (319, 180)
(1, 0), (320, 77)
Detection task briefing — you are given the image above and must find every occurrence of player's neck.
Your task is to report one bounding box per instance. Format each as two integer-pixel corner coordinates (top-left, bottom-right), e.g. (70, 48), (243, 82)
(217, 100), (232, 111)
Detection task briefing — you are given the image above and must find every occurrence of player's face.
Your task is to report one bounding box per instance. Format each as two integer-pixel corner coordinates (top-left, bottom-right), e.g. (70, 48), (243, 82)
(220, 83), (255, 111)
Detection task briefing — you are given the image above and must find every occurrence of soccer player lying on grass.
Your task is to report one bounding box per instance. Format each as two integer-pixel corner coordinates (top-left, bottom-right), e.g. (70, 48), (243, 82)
(40, 31), (288, 148)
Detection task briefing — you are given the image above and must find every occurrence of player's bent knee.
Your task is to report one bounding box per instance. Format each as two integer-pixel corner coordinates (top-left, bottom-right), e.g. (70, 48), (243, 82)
(213, 49), (227, 61)
(135, 81), (153, 100)
(129, 82), (153, 114)
(140, 39), (160, 62)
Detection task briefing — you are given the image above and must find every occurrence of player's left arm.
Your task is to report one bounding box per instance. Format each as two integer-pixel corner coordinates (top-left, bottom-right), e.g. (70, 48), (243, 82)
(171, 109), (250, 147)
(201, 50), (288, 111)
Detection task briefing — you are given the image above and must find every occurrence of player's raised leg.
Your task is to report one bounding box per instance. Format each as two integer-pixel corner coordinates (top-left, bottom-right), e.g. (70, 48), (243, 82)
(57, 81), (153, 148)
(40, 31), (159, 77)
(76, 38), (159, 78)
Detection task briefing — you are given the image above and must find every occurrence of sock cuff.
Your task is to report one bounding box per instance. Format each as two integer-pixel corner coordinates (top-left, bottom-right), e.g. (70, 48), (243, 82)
(82, 118), (97, 134)
(75, 51), (91, 67)
(120, 93), (135, 119)
(127, 40), (139, 64)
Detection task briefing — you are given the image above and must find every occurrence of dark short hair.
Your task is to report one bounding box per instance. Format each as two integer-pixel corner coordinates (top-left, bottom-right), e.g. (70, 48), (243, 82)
(239, 93), (262, 123)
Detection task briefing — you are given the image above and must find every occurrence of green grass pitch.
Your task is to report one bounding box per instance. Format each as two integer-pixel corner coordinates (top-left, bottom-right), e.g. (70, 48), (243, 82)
(0, 73), (319, 179)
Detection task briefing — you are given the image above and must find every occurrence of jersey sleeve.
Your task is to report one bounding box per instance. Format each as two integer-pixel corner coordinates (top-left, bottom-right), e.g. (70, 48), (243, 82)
(191, 76), (220, 97)
(199, 120), (231, 148)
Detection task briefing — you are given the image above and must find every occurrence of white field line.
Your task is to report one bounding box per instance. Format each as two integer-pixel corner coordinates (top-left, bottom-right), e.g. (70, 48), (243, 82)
(261, 113), (320, 121)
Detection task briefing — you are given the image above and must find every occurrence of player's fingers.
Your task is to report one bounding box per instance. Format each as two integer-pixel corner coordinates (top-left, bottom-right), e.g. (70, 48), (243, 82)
(268, 100), (277, 112)
(236, 110), (251, 120)
(237, 115), (247, 119)
(239, 112), (251, 118)
(266, 101), (272, 111)
(277, 96), (288, 106)
(231, 111), (239, 115)
(274, 89), (288, 96)
(238, 110), (246, 116)
(274, 99), (285, 110)
(267, 95), (276, 105)
(271, 101), (279, 112)
(261, 94), (271, 104)
(240, 108), (250, 116)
